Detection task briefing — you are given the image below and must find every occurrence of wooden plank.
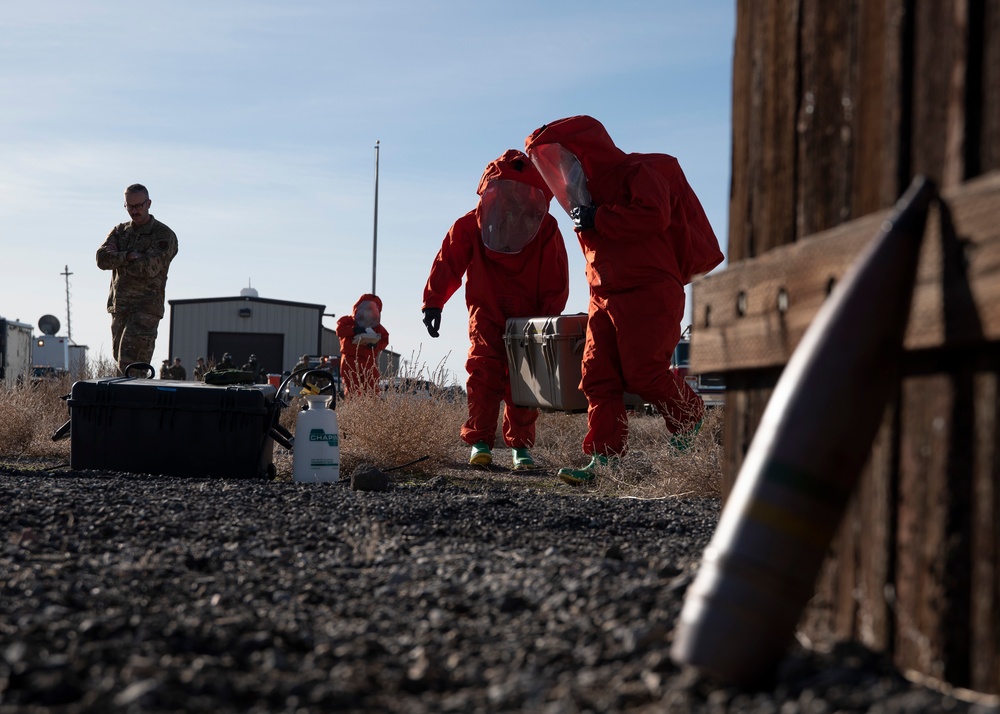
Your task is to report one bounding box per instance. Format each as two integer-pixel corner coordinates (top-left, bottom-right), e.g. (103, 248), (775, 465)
(891, 362), (983, 689)
(690, 171), (1000, 374)
(971, 370), (1000, 692)
(729, 0), (800, 262)
(730, 0), (911, 259)
(852, 0), (906, 215)
(912, 2), (969, 188)
(719, 370), (780, 497)
(853, 404), (897, 650)
(728, 0), (753, 262)
(983, 2), (1000, 174)
(797, 0), (856, 238)
(894, 374), (953, 681)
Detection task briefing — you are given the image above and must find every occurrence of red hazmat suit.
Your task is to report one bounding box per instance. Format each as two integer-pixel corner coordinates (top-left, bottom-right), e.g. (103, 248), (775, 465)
(336, 294), (389, 396)
(422, 149), (569, 449)
(525, 115), (724, 456)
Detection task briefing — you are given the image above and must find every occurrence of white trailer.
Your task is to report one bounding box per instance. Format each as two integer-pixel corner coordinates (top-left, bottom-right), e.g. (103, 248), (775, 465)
(33, 335), (88, 376)
(0, 317), (34, 388)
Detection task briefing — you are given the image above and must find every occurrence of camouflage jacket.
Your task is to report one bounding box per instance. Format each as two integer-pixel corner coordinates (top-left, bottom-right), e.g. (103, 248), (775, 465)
(96, 216), (178, 316)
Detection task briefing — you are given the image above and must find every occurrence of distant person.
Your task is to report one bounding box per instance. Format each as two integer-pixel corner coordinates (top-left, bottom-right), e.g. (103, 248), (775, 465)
(193, 357), (207, 381)
(96, 183), (178, 375)
(159, 359), (171, 380)
(169, 357), (186, 380)
(421, 149), (569, 470)
(524, 115), (723, 484)
(290, 354), (311, 386)
(242, 354), (260, 381)
(219, 352), (236, 369)
(336, 294), (389, 396)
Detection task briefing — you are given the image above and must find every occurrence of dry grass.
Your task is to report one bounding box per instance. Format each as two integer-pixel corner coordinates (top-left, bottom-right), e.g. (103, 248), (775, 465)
(0, 377), (76, 461)
(532, 407), (723, 498)
(1, 356), (723, 499)
(336, 387), (469, 474)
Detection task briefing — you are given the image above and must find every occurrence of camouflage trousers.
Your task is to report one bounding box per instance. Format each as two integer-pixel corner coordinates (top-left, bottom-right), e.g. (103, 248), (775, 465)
(110, 311), (161, 375)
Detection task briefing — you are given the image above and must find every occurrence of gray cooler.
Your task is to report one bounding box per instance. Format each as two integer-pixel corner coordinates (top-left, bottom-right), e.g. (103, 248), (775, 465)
(504, 314), (645, 413)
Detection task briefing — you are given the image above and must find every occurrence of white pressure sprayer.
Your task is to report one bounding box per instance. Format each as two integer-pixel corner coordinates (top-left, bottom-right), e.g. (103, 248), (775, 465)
(292, 372), (340, 483)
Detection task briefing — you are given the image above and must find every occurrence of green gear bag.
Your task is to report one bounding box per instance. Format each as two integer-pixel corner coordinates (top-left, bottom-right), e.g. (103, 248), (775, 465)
(203, 369), (256, 385)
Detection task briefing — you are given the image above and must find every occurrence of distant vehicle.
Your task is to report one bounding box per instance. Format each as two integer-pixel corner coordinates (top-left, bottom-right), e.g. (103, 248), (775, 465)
(0, 317), (33, 388)
(30, 365), (62, 386)
(380, 377), (437, 400)
(379, 377), (465, 403)
(33, 334), (88, 376)
(671, 330), (725, 408)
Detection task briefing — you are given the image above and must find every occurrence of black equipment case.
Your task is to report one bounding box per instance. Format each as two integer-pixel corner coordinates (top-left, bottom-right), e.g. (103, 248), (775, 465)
(67, 377), (282, 479)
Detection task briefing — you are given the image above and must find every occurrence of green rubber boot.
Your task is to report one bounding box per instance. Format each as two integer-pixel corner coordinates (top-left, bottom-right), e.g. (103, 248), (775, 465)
(511, 447), (537, 471)
(469, 441), (493, 467)
(557, 454), (618, 486)
(669, 419), (704, 452)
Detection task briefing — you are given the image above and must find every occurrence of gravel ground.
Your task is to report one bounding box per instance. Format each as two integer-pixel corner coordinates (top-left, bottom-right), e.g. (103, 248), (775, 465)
(1, 464), (997, 713)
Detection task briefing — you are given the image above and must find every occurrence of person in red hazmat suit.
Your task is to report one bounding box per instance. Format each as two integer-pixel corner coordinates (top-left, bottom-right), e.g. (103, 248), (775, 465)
(422, 149), (569, 469)
(336, 294), (390, 396)
(524, 115), (724, 485)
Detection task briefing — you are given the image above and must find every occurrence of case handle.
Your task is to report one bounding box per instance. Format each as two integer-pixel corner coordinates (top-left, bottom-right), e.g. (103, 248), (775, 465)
(123, 362), (156, 379)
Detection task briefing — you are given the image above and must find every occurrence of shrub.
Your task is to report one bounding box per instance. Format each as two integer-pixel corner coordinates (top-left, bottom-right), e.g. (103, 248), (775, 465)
(0, 375), (73, 459)
(0, 354), (723, 499)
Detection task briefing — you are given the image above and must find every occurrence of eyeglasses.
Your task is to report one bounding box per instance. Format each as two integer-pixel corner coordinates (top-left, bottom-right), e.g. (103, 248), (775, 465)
(124, 199), (148, 210)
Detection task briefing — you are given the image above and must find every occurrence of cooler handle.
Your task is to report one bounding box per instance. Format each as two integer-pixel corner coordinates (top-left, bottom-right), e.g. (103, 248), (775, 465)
(518, 321), (540, 374)
(540, 326), (586, 391)
(540, 320), (567, 384)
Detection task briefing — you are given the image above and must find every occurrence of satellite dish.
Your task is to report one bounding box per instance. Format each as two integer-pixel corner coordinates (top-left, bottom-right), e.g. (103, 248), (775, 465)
(38, 314), (60, 336)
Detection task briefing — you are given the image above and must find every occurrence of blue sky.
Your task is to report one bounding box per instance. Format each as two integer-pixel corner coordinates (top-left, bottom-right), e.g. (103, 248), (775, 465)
(0, 1), (734, 383)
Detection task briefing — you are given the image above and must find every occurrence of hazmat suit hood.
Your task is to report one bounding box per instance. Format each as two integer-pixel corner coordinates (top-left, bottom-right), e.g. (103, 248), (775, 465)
(352, 293), (383, 330)
(524, 115), (628, 215)
(475, 149), (552, 254)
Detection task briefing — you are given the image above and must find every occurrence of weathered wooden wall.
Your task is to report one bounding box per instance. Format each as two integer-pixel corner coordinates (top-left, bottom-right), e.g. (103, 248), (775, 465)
(698, 0), (1000, 694)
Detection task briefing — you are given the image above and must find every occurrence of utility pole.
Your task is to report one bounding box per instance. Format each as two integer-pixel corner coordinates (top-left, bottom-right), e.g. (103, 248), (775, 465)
(372, 140), (380, 295)
(61, 265), (73, 340)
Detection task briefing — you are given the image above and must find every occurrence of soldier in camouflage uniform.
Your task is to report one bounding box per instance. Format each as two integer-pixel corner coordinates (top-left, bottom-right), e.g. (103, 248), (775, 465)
(96, 184), (178, 375)
(169, 357), (187, 380)
(192, 357), (207, 381)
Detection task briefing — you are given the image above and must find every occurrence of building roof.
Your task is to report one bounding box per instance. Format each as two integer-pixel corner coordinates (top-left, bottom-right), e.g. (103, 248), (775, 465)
(169, 295), (326, 310)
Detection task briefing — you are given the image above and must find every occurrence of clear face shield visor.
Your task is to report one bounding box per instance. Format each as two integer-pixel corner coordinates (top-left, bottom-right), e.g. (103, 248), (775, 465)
(354, 300), (381, 330)
(527, 143), (591, 217)
(479, 179), (549, 254)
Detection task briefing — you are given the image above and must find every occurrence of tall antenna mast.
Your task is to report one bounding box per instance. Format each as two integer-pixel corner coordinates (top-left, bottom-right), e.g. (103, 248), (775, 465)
(372, 140), (380, 295)
(60, 265), (73, 340)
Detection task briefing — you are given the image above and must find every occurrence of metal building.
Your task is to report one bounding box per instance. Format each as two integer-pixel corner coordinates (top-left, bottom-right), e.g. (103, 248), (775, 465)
(167, 288), (400, 380)
(167, 288), (330, 376)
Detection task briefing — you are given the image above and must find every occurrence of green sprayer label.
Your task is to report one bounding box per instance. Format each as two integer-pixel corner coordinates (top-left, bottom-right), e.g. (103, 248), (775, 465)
(309, 428), (339, 447)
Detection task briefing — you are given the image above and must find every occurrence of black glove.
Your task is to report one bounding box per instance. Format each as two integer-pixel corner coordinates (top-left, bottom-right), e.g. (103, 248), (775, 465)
(422, 307), (441, 338)
(570, 204), (598, 231)
(353, 324), (366, 335)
